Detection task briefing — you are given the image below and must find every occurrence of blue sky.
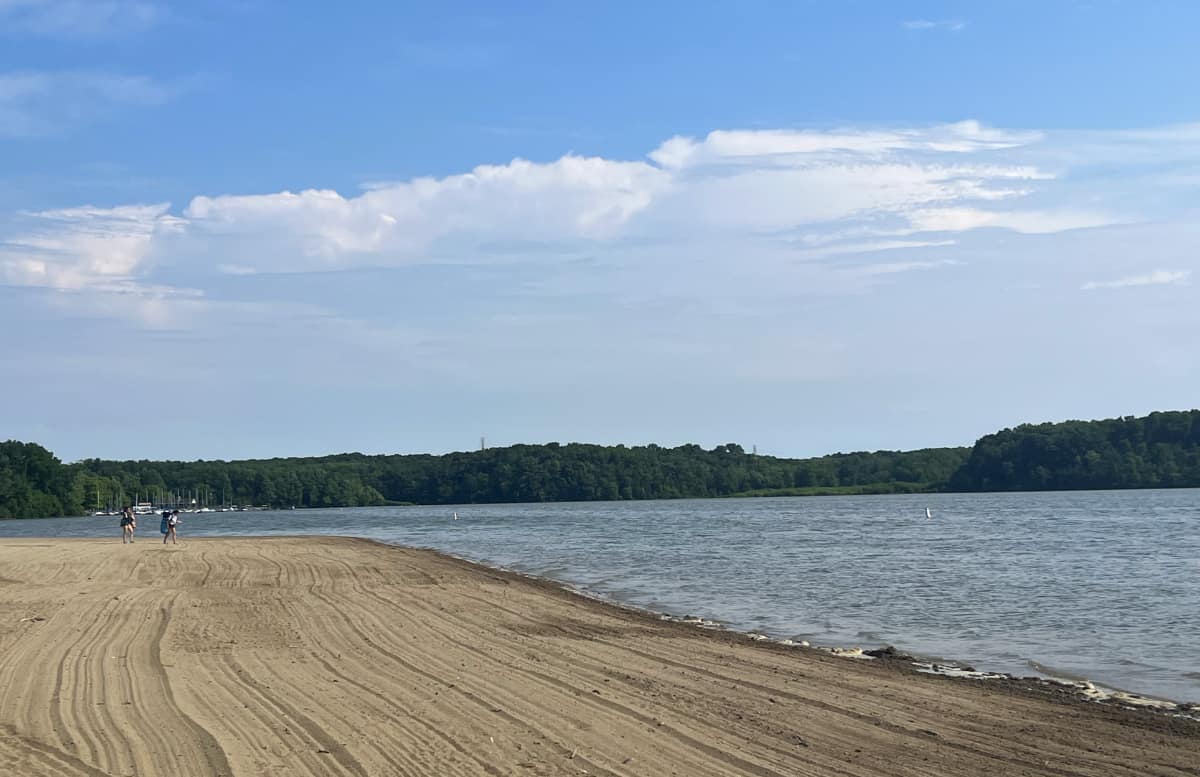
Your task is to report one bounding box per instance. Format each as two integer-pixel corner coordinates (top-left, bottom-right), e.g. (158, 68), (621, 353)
(2, 0), (1198, 462)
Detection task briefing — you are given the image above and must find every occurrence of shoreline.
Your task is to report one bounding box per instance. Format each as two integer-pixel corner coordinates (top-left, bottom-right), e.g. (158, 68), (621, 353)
(398, 540), (1200, 711)
(2, 514), (1195, 707)
(0, 536), (1197, 776)
(240, 533), (1200, 721)
(279, 535), (1200, 719)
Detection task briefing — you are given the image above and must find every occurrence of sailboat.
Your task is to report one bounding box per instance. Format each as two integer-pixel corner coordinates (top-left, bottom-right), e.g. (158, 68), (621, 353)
(925, 507), (933, 519)
(91, 484), (111, 516)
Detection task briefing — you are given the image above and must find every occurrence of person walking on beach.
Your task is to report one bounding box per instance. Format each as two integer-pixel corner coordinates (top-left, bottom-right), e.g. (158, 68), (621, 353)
(120, 506), (136, 544)
(162, 509), (181, 545)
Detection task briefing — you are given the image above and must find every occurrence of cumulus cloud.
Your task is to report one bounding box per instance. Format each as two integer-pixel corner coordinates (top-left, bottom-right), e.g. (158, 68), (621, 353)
(3, 119), (1192, 315)
(165, 120), (1068, 276)
(183, 155), (670, 271)
(1082, 270), (1191, 290)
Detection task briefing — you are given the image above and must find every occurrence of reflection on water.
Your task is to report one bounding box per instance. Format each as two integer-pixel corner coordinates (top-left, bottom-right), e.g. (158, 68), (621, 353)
(2, 489), (1197, 702)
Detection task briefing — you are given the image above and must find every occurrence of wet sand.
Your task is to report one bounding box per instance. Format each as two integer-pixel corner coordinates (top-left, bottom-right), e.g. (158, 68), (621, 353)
(0, 536), (1195, 776)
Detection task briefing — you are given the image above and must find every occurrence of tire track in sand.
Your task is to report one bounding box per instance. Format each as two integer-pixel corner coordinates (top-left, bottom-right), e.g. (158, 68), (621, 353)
(0, 565), (233, 776)
(323, 568), (824, 777)
(0, 724), (111, 777)
(1, 538), (1196, 777)
(449, 579), (1158, 777)
(301, 581), (642, 777)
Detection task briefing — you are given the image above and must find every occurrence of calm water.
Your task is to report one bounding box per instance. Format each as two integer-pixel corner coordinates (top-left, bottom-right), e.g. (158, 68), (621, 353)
(2, 490), (1197, 702)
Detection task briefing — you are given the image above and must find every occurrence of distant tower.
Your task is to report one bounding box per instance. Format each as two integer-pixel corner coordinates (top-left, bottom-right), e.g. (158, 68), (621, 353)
(752, 444), (757, 456)
(480, 436), (486, 451)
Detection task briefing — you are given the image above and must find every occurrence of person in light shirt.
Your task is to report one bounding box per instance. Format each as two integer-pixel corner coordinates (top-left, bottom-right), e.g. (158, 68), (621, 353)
(162, 509), (181, 545)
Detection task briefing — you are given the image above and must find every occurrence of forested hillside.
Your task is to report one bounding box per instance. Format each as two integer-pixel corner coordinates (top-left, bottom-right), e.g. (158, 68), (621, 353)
(949, 410), (1200, 491)
(5, 409), (1199, 518)
(1, 441), (964, 518)
(0, 442), (77, 519)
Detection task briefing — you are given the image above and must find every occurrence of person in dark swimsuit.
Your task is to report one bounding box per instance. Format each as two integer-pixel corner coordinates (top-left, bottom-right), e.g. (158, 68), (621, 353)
(120, 506), (136, 544)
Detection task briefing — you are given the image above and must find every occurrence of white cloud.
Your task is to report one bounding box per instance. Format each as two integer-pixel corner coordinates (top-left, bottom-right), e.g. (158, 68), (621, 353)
(217, 263), (258, 276)
(649, 121), (1038, 169)
(846, 258), (962, 277)
(800, 240), (957, 259)
(2, 118), (1193, 320)
(643, 161), (1047, 238)
(7, 117), (1200, 464)
(0, 203), (183, 291)
(902, 19), (966, 32)
(908, 207), (1116, 234)
(1082, 270), (1191, 290)
(0, 0), (161, 37)
(183, 154), (670, 271)
(0, 71), (175, 137)
(175, 140), (1052, 275)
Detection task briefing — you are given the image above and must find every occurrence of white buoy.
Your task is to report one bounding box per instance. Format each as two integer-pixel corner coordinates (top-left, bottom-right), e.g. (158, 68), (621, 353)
(453, 511), (459, 520)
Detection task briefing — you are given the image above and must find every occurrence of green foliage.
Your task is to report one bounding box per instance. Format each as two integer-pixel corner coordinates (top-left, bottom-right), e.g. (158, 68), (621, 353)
(949, 410), (1200, 491)
(0, 441), (71, 519)
(728, 481), (936, 498)
(5, 409), (1197, 518)
(0, 439), (968, 517)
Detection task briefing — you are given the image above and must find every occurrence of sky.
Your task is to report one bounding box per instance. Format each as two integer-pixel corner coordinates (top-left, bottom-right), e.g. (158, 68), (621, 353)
(2, 0), (1199, 463)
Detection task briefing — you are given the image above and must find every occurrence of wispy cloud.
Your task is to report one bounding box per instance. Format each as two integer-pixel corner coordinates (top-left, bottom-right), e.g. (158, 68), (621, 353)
(649, 121), (1035, 167)
(908, 207), (1115, 234)
(0, 71), (177, 138)
(902, 19), (966, 32)
(0, 0), (162, 37)
(0, 202), (202, 328)
(845, 258), (962, 276)
(799, 239), (958, 259)
(0, 202), (183, 289)
(1082, 269), (1191, 290)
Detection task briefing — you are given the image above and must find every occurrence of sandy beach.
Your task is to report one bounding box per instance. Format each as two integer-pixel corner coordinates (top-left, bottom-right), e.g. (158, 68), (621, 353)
(0, 537), (1194, 776)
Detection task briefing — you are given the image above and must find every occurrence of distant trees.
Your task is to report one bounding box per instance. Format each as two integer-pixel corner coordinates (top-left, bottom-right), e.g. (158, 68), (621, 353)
(1, 438), (967, 517)
(949, 410), (1200, 491)
(4, 409), (1199, 518)
(0, 441), (72, 518)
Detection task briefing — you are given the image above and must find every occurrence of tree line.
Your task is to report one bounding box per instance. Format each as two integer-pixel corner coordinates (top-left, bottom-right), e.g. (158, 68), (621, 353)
(1, 440), (965, 519)
(948, 410), (1200, 491)
(3, 409), (1199, 518)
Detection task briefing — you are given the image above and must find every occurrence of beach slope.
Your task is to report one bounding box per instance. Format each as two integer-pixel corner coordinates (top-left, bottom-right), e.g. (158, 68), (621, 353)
(0, 537), (1194, 776)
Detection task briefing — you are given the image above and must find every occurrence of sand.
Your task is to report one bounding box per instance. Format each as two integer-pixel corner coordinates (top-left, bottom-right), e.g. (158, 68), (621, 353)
(0, 537), (1194, 777)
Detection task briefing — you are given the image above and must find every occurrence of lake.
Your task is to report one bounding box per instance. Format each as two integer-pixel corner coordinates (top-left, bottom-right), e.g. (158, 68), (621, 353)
(2, 489), (1196, 702)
